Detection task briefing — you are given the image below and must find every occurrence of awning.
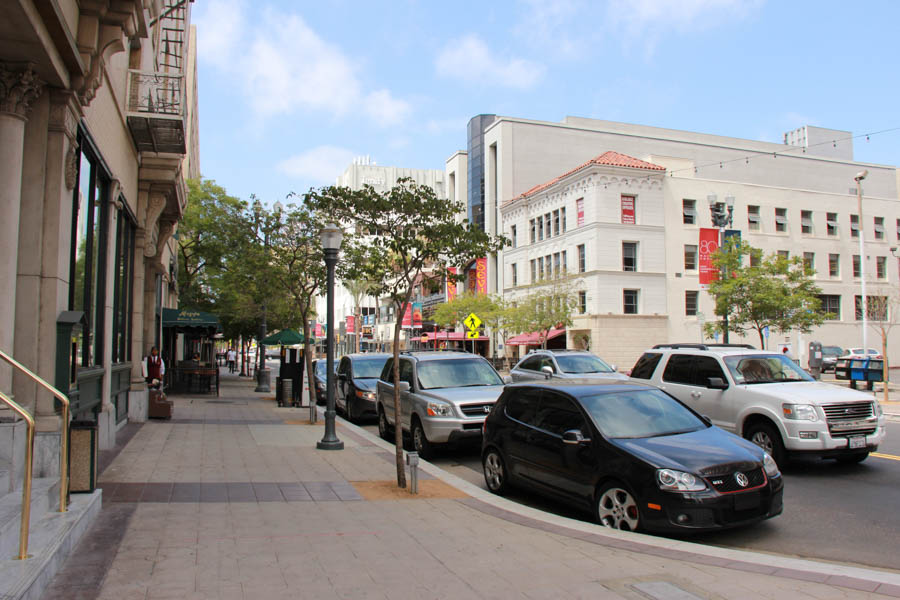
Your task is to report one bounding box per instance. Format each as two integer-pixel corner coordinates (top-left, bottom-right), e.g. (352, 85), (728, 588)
(162, 308), (221, 333)
(420, 331), (489, 341)
(506, 328), (566, 346)
(262, 329), (305, 345)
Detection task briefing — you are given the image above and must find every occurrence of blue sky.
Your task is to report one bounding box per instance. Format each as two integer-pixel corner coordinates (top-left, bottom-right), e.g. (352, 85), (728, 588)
(193, 0), (900, 206)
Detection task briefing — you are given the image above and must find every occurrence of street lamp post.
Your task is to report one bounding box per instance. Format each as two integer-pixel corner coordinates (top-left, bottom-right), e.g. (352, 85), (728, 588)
(708, 194), (735, 343)
(855, 170), (869, 353)
(317, 223), (344, 450)
(252, 199), (283, 394)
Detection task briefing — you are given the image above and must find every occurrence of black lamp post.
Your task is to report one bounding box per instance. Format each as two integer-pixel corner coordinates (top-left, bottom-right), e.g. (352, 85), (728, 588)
(708, 194), (735, 343)
(253, 199), (283, 393)
(317, 223), (344, 450)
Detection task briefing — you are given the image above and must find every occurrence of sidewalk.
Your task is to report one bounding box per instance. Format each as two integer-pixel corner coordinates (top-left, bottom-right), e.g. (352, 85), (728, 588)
(40, 371), (900, 600)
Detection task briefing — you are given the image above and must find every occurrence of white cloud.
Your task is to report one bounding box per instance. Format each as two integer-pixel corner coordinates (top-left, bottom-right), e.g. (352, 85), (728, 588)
(276, 146), (356, 184)
(193, 1), (410, 125)
(609, 0), (764, 34)
(435, 35), (544, 89)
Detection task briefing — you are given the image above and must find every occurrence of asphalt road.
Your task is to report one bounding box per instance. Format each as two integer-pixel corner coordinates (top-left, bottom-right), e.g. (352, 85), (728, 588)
(360, 419), (900, 571)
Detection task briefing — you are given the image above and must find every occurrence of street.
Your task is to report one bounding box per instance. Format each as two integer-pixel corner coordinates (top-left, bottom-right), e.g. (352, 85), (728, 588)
(361, 419), (900, 571)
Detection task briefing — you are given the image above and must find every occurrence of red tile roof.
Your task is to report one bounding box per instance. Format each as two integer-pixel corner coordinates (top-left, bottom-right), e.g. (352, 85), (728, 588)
(505, 151), (666, 206)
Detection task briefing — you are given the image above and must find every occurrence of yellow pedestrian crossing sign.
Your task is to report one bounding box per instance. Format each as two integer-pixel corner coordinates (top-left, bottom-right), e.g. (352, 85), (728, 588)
(464, 313), (482, 331)
(466, 330), (480, 339)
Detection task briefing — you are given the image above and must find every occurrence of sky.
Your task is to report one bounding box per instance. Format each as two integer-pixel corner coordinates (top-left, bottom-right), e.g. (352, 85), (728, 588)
(192, 0), (900, 207)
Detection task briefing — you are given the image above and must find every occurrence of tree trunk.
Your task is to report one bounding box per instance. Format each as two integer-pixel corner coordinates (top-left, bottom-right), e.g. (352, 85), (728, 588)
(302, 316), (317, 421)
(757, 328), (765, 351)
(392, 298), (408, 489)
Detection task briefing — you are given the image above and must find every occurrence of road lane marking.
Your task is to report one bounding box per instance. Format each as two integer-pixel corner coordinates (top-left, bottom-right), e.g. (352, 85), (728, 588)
(871, 452), (900, 461)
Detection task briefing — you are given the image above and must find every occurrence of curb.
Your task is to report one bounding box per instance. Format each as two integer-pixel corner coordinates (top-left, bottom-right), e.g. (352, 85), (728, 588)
(331, 410), (900, 596)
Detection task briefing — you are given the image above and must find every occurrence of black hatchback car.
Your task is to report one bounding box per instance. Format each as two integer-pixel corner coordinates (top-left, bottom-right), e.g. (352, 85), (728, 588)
(482, 381), (783, 533)
(335, 353), (390, 422)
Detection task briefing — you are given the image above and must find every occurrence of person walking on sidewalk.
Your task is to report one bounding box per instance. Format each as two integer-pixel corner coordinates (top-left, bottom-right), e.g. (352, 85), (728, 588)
(142, 346), (165, 389)
(227, 347), (236, 373)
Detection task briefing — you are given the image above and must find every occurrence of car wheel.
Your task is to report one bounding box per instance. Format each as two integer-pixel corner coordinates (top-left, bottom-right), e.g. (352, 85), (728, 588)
(594, 482), (641, 532)
(345, 396), (355, 423)
(744, 421), (786, 467)
(482, 449), (509, 495)
(836, 452), (869, 464)
(378, 407), (392, 442)
(411, 418), (434, 460)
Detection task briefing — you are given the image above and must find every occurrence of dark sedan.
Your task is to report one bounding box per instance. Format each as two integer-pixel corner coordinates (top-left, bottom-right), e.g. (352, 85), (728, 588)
(336, 353), (390, 422)
(311, 359), (336, 406)
(481, 381), (783, 533)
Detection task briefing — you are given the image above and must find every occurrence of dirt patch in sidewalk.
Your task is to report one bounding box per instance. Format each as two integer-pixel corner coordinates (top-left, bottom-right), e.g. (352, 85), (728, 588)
(351, 479), (468, 500)
(283, 419), (324, 425)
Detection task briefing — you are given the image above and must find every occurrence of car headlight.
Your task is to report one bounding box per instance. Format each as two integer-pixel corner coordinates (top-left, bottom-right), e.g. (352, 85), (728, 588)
(657, 469), (706, 492)
(426, 401), (453, 417)
(355, 390), (375, 400)
(782, 403), (818, 421)
(762, 452), (780, 477)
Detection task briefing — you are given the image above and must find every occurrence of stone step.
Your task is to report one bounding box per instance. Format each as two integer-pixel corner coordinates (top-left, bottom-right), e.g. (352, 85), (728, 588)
(0, 478), (59, 561)
(0, 490), (101, 600)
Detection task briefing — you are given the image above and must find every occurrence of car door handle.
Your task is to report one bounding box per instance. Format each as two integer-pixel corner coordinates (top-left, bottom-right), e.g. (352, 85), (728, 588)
(690, 391), (702, 398)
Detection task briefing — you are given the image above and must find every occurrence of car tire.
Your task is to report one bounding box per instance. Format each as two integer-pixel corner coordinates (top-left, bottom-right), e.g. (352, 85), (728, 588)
(345, 396), (355, 423)
(377, 407), (392, 442)
(744, 421), (786, 467)
(594, 481), (641, 532)
(482, 448), (509, 495)
(411, 418), (434, 460)
(836, 452), (869, 464)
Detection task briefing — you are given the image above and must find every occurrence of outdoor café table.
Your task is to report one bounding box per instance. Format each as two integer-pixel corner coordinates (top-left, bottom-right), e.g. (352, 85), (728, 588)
(175, 365), (219, 396)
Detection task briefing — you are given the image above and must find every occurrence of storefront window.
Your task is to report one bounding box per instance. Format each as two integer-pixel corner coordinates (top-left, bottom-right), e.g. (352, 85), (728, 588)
(111, 206), (136, 363)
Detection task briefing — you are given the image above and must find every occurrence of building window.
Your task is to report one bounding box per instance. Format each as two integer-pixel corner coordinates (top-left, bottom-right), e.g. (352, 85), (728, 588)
(877, 256), (887, 279)
(853, 255), (861, 278)
(622, 242), (637, 272)
(623, 289), (639, 314)
(829, 253), (840, 277)
(553, 252), (561, 278)
(511, 263), (517, 287)
(545, 213), (552, 238)
(561, 250), (567, 274)
(530, 259), (536, 282)
(750, 253), (760, 267)
(577, 244), (586, 273)
(683, 199), (696, 225)
(747, 205), (760, 231)
(874, 216), (885, 240)
(896, 218), (900, 240)
(538, 217), (544, 241)
(775, 207), (787, 233)
(777, 250), (789, 260)
(684, 245), (698, 271)
(529, 219), (536, 243)
(801, 210), (813, 234)
(578, 291), (587, 314)
(685, 291), (698, 316)
(803, 252), (815, 272)
(850, 214), (859, 238)
(826, 212), (838, 236)
(545, 254), (551, 279)
(561, 207), (567, 232)
(856, 295), (888, 321)
(553, 209), (560, 236)
(111, 206), (135, 363)
(510, 225), (517, 248)
(818, 294), (840, 319)
(538, 257), (544, 280)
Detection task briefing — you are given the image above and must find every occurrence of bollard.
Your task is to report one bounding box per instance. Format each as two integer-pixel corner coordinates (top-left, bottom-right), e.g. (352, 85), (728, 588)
(406, 451), (419, 494)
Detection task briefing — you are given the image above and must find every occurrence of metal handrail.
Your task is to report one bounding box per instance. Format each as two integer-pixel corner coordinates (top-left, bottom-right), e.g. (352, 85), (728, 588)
(0, 390), (34, 559)
(0, 349), (69, 513)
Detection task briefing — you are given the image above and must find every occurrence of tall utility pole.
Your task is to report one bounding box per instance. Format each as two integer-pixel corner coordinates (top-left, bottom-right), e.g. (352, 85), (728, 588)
(708, 194), (735, 343)
(855, 170), (869, 353)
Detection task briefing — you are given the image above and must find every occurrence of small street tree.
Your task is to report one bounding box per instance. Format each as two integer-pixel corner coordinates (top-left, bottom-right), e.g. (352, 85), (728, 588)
(865, 289), (899, 403)
(704, 239), (829, 348)
(306, 178), (507, 488)
(513, 276), (579, 349)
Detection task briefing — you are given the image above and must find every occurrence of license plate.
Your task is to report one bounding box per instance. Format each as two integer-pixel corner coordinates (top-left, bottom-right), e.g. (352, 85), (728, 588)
(848, 435), (866, 450)
(734, 491), (760, 511)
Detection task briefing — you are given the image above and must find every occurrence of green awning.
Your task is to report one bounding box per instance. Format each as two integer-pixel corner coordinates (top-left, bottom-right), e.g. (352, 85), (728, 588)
(262, 328), (305, 345)
(162, 308), (221, 332)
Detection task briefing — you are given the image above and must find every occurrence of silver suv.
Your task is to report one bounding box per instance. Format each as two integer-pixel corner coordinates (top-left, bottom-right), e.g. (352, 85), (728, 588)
(375, 352), (506, 459)
(629, 343), (886, 466)
(510, 349), (627, 382)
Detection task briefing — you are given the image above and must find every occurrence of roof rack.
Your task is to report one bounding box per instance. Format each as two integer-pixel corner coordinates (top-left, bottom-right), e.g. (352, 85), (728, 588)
(651, 343), (756, 350)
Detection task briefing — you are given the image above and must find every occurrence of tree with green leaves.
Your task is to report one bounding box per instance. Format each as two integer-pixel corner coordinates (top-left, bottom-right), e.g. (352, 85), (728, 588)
(704, 239), (828, 349)
(306, 178), (507, 488)
(512, 276), (579, 349)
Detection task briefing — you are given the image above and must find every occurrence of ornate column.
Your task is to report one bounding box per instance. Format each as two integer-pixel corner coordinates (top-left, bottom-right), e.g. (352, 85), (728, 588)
(0, 63), (44, 396)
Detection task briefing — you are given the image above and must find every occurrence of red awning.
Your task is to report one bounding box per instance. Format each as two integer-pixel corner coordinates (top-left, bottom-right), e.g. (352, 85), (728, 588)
(506, 328), (566, 346)
(421, 331), (489, 341)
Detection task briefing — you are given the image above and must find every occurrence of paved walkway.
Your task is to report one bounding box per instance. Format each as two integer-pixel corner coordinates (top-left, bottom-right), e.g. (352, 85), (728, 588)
(40, 371), (900, 599)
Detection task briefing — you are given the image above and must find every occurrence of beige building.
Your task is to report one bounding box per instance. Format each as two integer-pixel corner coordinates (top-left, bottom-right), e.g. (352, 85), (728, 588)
(0, 0), (199, 510)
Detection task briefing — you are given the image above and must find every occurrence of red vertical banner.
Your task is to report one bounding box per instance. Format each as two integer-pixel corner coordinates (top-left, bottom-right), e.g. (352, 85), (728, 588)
(446, 267), (458, 303)
(346, 315), (354, 333)
(475, 257), (488, 295)
(621, 195), (636, 224)
(699, 227), (720, 285)
(576, 198), (584, 227)
(315, 323), (323, 337)
(401, 303), (413, 329)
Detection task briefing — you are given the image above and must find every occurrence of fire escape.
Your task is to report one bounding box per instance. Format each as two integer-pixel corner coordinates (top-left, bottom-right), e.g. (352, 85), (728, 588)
(126, 0), (192, 153)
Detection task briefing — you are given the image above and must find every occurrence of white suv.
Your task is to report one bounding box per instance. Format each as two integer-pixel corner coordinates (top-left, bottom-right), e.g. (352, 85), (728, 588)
(629, 344), (886, 466)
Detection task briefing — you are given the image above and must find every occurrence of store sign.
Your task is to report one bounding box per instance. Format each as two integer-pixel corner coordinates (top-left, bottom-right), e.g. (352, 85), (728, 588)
(475, 257), (488, 295)
(412, 302), (423, 328)
(401, 303), (413, 329)
(346, 315), (355, 333)
(576, 197), (584, 227)
(699, 227), (720, 285)
(621, 195), (636, 224)
(315, 323), (322, 337)
(446, 267), (458, 303)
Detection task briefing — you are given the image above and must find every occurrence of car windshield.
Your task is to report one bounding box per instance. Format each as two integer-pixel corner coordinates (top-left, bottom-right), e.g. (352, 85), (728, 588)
(315, 361), (336, 377)
(555, 354), (615, 374)
(822, 346), (843, 356)
(417, 358), (503, 389)
(581, 388), (705, 439)
(353, 357), (388, 379)
(725, 354), (815, 384)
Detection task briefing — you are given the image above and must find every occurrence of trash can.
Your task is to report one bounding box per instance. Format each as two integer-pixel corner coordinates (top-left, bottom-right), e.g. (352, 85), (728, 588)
(69, 420), (98, 493)
(281, 378), (293, 407)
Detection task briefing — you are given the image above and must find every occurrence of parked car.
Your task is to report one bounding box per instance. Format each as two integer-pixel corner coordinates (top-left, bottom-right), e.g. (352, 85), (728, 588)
(311, 359), (337, 406)
(335, 353), (390, 422)
(629, 343), (886, 466)
(842, 347), (882, 359)
(376, 351), (507, 458)
(510, 349), (627, 382)
(819, 345), (844, 372)
(481, 380), (783, 532)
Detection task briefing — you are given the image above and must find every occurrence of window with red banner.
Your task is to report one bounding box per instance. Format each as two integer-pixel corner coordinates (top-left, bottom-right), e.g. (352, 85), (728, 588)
(621, 195), (636, 224)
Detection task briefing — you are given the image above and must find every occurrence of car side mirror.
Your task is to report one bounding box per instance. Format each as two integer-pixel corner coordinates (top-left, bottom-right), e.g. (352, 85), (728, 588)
(706, 377), (728, 390)
(541, 366), (554, 379)
(610, 365), (617, 372)
(397, 381), (410, 393)
(502, 375), (512, 384)
(562, 429), (591, 445)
